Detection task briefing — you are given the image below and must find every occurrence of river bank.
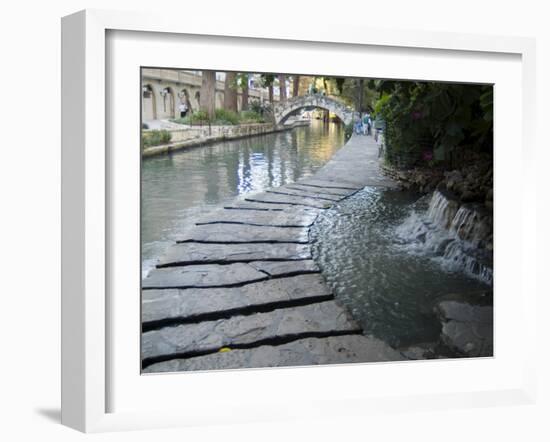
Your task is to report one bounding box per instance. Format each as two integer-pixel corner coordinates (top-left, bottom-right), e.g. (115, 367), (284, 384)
(142, 120), (310, 158)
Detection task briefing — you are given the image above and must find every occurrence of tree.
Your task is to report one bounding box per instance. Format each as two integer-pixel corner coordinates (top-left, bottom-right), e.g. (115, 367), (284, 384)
(200, 70), (217, 120)
(292, 75), (300, 97)
(239, 73), (249, 111)
(278, 74), (287, 101)
(339, 78), (378, 111)
(223, 72), (238, 112)
(261, 74), (275, 103)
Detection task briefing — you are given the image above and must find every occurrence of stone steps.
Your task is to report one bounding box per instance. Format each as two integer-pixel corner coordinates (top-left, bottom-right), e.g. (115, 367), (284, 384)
(265, 186), (344, 202)
(141, 300), (362, 363)
(142, 263), (269, 289)
(177, 223), (310, 244)
(142, 135), (402, 372)
(142, 274), (333, 327)
(194, 207), (318, 227)
(143, 335), (405, 373)
(157, 242), (312, 267)
(244, 192), (332, 209)
(284, 183), (357, 197)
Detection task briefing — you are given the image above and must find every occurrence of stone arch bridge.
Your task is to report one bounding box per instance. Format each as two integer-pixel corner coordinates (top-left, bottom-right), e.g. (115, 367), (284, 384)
(272, 94), (358, 126)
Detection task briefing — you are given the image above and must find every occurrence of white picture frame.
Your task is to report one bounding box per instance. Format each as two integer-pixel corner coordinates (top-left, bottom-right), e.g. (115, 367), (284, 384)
(61, 9), (537, 433)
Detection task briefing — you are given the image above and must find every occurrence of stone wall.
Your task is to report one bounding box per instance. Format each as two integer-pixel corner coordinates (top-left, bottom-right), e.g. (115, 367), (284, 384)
(142, 122), (292, 158)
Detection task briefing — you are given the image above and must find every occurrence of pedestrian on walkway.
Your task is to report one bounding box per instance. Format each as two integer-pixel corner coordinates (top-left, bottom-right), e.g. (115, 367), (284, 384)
(179, 102), (188, 118)
(363, 112), (371, 136)
(355, 118), (363, 135)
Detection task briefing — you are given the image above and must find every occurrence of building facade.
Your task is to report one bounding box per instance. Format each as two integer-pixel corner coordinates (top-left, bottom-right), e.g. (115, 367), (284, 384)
(141, 69), (276, 122)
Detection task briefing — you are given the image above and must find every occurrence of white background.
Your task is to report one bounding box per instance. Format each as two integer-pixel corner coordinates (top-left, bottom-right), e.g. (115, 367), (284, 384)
(1, 0), (548, 440)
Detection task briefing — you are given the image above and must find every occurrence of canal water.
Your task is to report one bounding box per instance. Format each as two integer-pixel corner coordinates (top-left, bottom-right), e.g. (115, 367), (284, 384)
(141, 120), (345, 276)
(311, 187), (492, 350)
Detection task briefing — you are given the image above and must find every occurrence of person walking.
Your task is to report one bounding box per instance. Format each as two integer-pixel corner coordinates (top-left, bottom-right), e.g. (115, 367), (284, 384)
(363, 112), (371, 136)
(179, 101), (188, 118)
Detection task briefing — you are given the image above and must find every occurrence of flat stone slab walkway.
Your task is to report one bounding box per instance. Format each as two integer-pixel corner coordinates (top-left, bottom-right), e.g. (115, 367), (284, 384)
(142, 134), (403, 372)
(144, 335), (405, 372)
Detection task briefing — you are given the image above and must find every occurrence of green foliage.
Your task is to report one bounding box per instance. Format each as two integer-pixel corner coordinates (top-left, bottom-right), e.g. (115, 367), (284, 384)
(239, 110), (265, 124)
(142, 130), (172, 148)
(335, 78), (346, 94)
(214, 108), (240, 125)
(171, 108), (266, 126)
(344, 123), (354, 140)
(373, 81), (493, 168)
(260, 74), (276, 87)
(339, 78), (378, 111)
(171, 110), (210, 125)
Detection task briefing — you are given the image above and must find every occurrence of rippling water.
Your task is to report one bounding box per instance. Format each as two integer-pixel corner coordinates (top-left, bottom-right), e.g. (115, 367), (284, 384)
(141, 121), (344, 276)
(311, 187), (491, 349)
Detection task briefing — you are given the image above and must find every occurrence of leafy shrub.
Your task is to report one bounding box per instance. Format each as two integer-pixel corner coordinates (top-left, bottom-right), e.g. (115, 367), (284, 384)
(373, 81), (493, 168)
(171, 110), (209, 125)
(214, 109), (240, 125)
(344, 123), (354, 140)
(239, 110), (264, 124)
(142, 130), (172, 148)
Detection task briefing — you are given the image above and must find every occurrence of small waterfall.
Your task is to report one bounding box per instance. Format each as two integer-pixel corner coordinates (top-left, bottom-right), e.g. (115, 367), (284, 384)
(427, 190), (459, 229)
(396, 190), (493, 285)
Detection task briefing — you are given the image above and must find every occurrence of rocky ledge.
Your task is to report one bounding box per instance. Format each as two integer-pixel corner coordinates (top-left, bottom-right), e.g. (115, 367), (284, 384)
(382, 153), (493, 209)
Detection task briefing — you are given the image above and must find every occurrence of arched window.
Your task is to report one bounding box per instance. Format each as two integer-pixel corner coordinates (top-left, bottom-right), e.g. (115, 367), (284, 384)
(159, 87), (175, 118)
(179, 89), (193, 114)
(141, 84), (156, 121)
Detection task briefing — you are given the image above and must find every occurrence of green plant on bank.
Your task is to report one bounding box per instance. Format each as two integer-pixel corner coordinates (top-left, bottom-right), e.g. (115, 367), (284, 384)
(142, 129), (172, 148)
(373, 80), (493, 168)
(171, 109), (265, 126)
(239, 110), (265, 124)
(213, 108), (240, 125)
(171, 110), (210, 125)
(344, 122), (354, 140)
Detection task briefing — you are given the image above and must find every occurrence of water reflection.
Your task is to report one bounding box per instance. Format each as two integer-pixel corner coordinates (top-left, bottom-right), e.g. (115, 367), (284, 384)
(141, 120), (344, 275)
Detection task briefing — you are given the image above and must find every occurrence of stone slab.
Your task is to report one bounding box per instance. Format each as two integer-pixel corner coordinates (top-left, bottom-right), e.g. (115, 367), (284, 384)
(441, 320), (493, 357)
(245, 192), (332, 209)
(177, 223), (310, 244)
(142, 300), (361, 361)
(266, 187), (343, 202)
(436, 300), (493, 357)
(285, 183), (356, 197)
(297, 178), (363, 190)
(142, 263), (268, 289)
(437, 300), (493, 325)
(195, 208), (318, 227)
(142, 274), (332, 325)
(157, 242), (312, 267)
(223, 201), (292, 211)
(306, 135), (399, 189)
(249, 260), (320, 276)
(143, 335), (405, 372)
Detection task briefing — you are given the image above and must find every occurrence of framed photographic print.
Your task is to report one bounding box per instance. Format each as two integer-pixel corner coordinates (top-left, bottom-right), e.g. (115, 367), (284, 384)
(61, 9), (537, 432)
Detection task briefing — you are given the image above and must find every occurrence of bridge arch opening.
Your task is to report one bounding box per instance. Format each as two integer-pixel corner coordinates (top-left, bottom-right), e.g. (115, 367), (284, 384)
(273, 95), (356, 126)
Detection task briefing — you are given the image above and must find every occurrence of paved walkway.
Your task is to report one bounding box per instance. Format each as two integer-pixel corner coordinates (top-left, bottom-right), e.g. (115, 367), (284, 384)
(142, 134), (402, 373)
